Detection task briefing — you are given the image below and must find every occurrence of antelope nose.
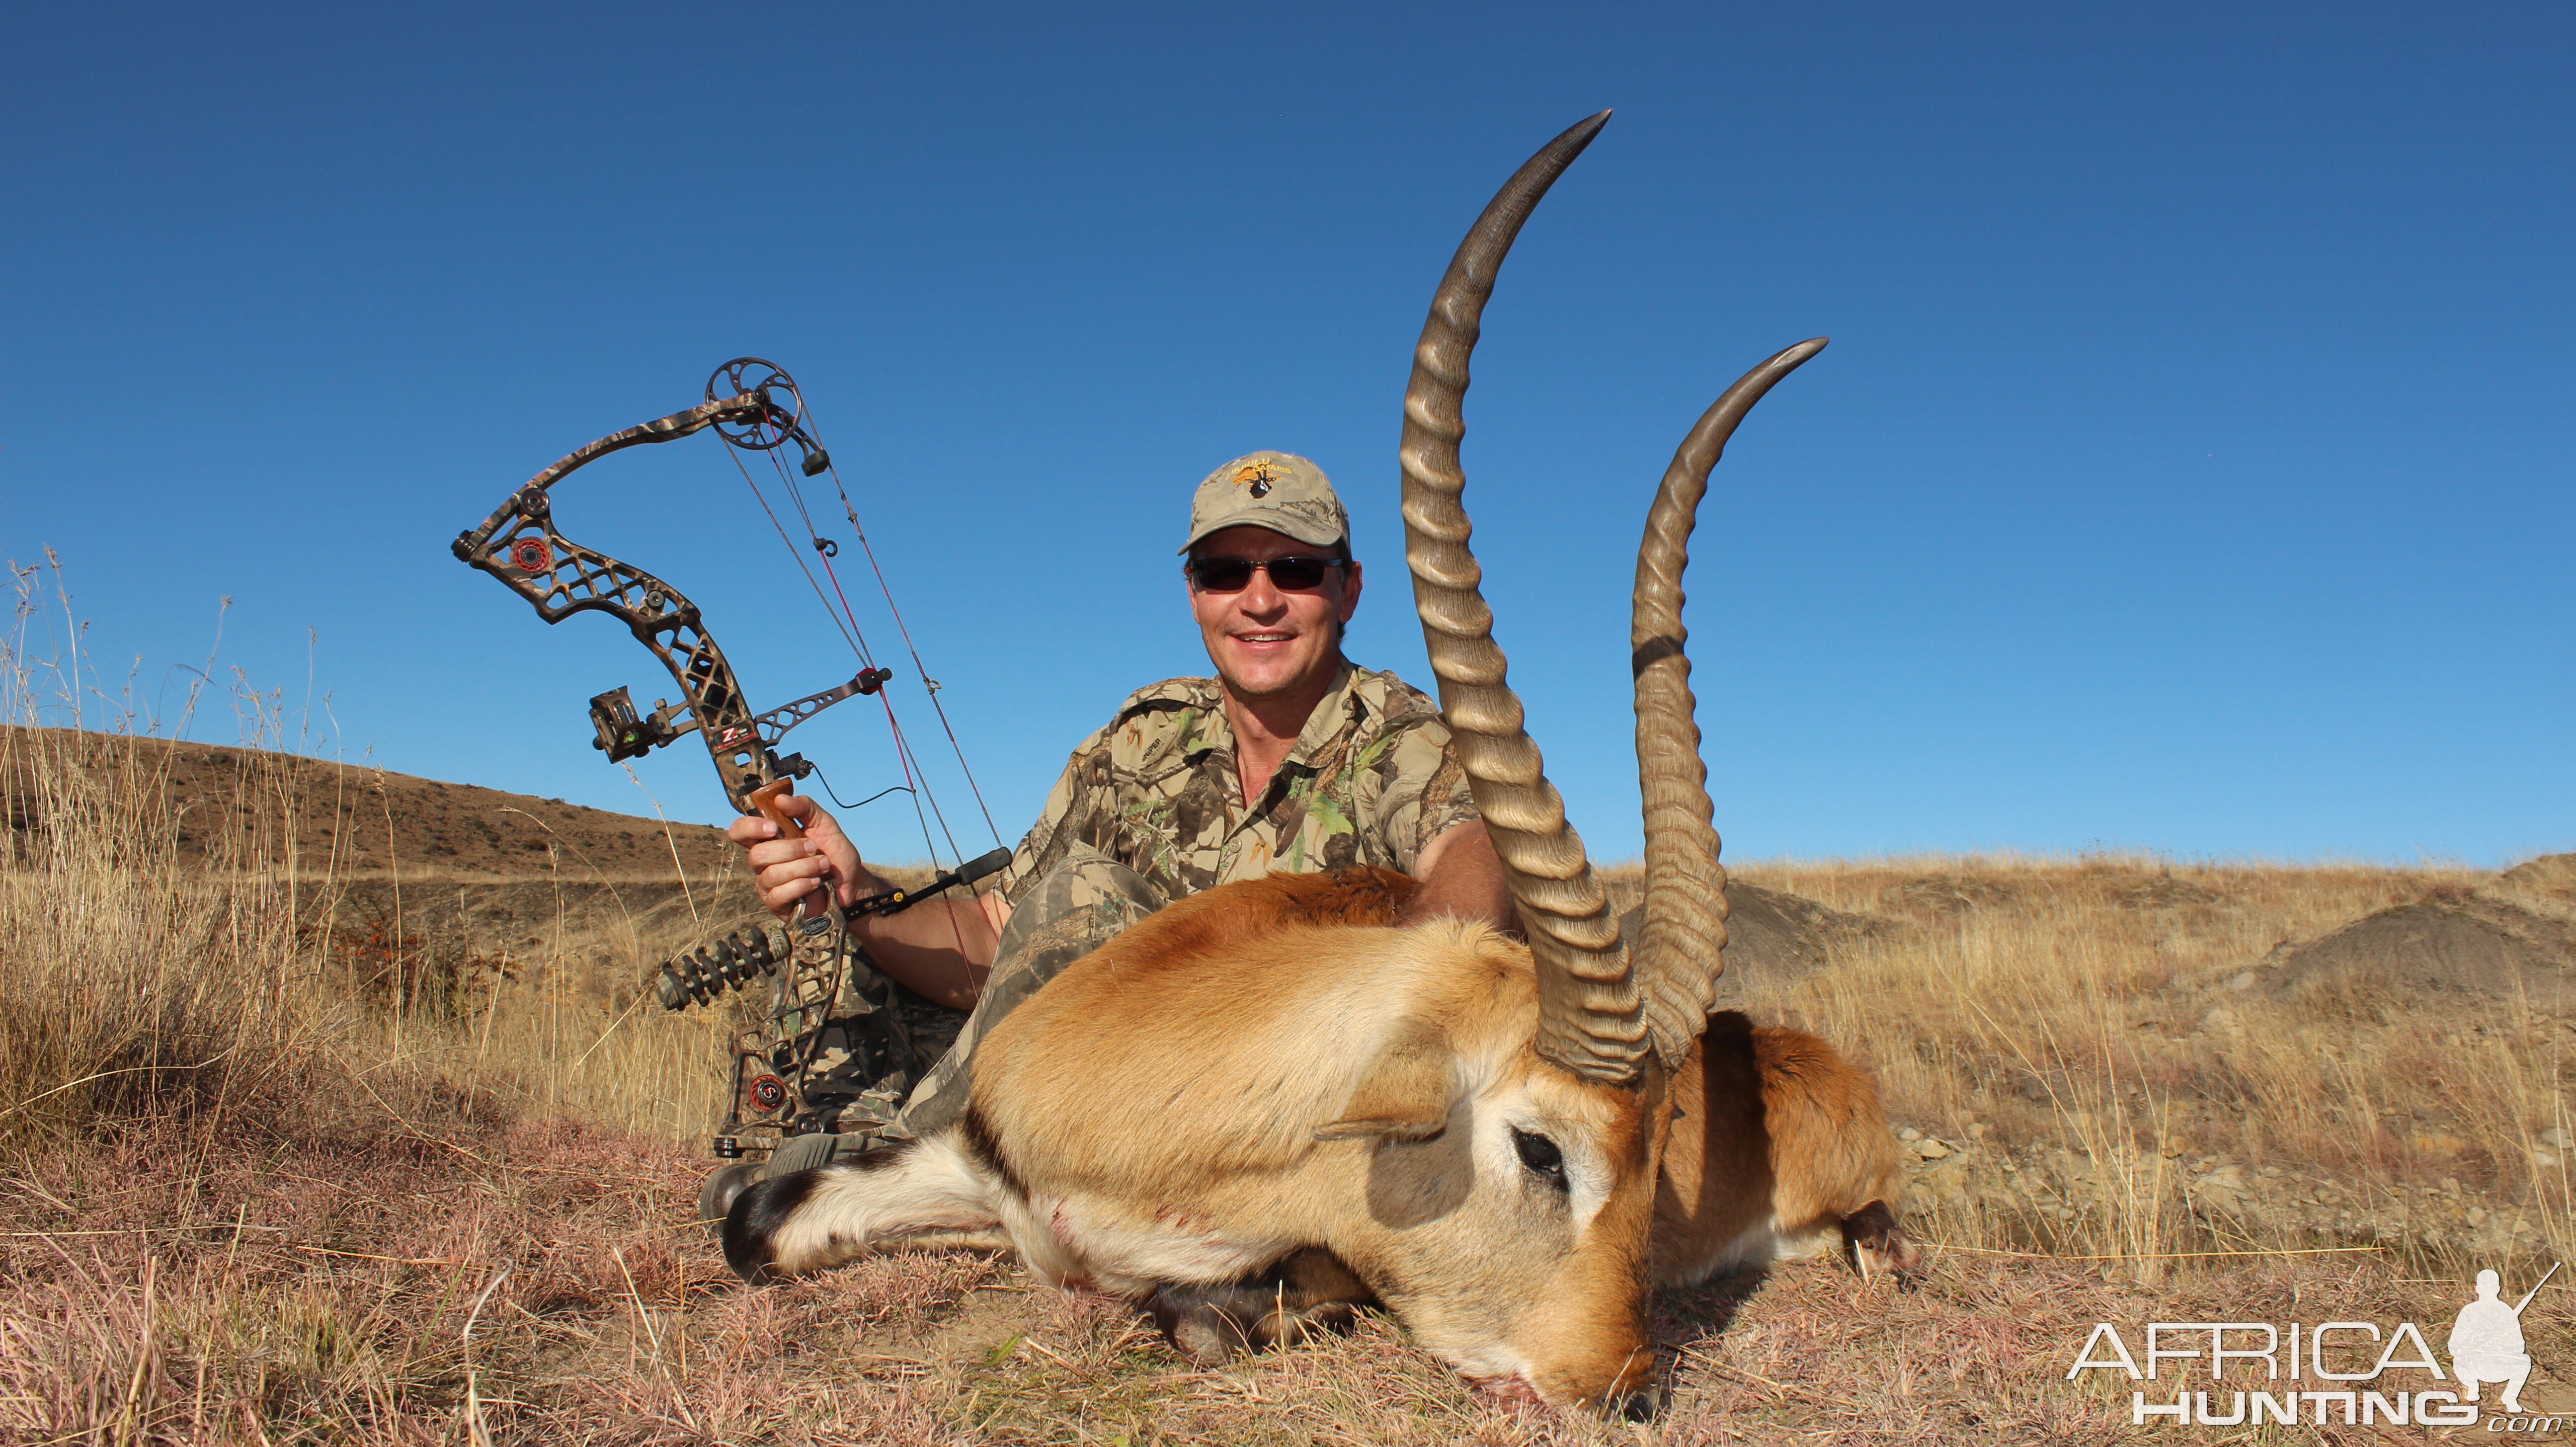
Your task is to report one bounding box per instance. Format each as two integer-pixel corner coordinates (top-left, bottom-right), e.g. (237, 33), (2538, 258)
(1612, 1384), (1663, 1422)
(697, 1161), (766, 1235)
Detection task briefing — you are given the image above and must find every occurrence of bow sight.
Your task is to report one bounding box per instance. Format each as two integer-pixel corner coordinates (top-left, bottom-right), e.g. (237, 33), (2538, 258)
(586, 666), (893, 768)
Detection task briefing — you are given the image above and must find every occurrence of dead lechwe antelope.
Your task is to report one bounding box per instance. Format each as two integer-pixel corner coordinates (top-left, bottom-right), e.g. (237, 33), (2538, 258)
(723, 112), (1920, 1416)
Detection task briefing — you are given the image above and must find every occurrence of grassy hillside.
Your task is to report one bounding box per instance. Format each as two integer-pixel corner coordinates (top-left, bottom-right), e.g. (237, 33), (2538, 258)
(6, 692), (2573, 1439)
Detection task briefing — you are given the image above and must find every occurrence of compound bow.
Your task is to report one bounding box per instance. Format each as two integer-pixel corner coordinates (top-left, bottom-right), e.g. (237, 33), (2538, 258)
(453, 358), (1009, 1166)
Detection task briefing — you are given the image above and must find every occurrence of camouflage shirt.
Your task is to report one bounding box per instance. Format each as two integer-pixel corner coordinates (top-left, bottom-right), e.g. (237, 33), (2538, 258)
(1001, 662), (1477, 906)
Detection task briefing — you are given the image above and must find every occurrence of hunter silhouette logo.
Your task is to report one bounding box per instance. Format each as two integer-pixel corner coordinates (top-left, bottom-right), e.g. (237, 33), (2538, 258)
(2451, 1263), (2558, 1416)
(1237, 462), (1276, 498)
(2066, 1260), (2565, 1428)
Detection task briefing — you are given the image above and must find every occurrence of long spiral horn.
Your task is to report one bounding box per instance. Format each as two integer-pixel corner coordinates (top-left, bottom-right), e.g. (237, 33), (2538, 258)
(1398, 111), (1643, 1082)
(1631, 339), (1828, 1066)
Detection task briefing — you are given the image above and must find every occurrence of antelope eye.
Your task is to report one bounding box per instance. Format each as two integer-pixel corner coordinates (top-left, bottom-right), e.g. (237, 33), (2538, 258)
(1512, 1128), (1566, 1188)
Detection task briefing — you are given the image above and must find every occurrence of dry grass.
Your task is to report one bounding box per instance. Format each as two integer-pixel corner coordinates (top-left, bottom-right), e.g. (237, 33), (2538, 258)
(1712, 855), (2572, 1286)
(8, 557), (2572, 1442)
(16, 1114), (2567, 1444)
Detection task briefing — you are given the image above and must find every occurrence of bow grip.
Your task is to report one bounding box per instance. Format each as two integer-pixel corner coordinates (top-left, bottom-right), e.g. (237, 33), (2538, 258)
(747, 780), (806, 840)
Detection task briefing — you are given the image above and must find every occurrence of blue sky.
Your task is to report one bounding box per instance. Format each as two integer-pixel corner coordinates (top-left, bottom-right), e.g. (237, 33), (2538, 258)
(4, 3), (2568, 868)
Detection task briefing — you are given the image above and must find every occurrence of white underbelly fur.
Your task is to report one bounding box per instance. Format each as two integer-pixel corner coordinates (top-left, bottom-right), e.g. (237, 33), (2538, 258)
(994, 1187), (1286, 1296)
(1665, 1213), (1845, 1289)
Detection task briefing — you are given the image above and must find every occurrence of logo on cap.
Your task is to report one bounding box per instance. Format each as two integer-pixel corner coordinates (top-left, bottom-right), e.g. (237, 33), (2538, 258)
(1237, 463), (1276, 499)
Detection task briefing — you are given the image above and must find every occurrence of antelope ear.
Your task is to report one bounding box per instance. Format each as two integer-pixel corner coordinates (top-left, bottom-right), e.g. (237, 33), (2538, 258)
(1315, 1019), (1454, 1142)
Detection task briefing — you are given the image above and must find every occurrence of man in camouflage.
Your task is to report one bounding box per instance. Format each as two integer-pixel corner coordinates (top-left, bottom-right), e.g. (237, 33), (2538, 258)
(729, 450), (1513, 1173)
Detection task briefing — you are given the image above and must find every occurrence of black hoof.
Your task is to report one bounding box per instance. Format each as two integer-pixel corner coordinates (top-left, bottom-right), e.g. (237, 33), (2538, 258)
(1612, 1384), (1665, 1422)
(1842, 1200), (1928, 1289)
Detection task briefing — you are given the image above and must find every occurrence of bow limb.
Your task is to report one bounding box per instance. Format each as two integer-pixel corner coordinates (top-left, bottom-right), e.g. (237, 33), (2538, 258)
(450, 394), (859, 814)
(455, 395), (770, 551)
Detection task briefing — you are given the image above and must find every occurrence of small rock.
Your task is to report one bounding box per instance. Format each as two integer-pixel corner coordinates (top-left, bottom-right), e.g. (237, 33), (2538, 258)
(1914, 1138), (1952, 1161)
(2228, 971), (2256, 991)
(2192, 1189), (2245, 1219)
(1967, 1122), (1989, 1139)
(2535, 1149), (2561, 1170)
(2543, 1128), (2572, 1149)
(2469, 1207), (2490, 1227)
(1898, 1126), (1923, 1142)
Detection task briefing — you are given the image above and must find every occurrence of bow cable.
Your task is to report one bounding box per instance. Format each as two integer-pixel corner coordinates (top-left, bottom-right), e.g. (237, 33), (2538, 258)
(720, 423), (952, 869)
(724, 443), (876, 666)
(718, 389), (1015, 957)
(750, 391), (1010, 857)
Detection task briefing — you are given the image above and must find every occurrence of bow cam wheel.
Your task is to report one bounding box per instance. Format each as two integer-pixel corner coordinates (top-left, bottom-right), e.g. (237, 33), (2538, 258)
(706, 358), (804, 451)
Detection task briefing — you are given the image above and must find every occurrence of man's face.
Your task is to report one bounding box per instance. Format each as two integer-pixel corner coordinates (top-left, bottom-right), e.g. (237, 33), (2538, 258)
(1186, 525), (1363, 703)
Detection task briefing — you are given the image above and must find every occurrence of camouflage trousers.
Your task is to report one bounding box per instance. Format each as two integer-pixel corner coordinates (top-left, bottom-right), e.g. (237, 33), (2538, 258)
(767, 845), (1163, 1172)
(897, 843), (1167, 1136)
(750, 925), (919, 1142)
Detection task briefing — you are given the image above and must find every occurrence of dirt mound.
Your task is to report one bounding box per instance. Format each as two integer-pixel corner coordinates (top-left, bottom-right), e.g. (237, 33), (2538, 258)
(1725, 881), (1888, 978)
(2267, 895), (2575, 1008)
(4, 725), (740, 879)
(6, 726), (788, 998)
(1613, 880), (1881, 996)
(2496, 852), (2576, 906)
(1879, 875), (2026, 916)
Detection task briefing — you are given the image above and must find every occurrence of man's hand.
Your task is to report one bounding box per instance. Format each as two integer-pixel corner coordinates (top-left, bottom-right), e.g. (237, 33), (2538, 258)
(1399, 819), (1521, 938)
(724, 793), (1009, 1010)
(726, 792), (876, 923)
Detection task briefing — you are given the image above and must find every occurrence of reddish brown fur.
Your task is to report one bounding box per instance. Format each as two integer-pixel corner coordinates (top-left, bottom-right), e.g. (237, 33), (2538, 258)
(731, 866), (1912, 1412)
(966, 871), (1674, 1407)
(1018, 871), (1917, 1303)
(1114, 875), (1911, 1290)
(1654, 1011), (1919, 1286)
(1125, 878), (1920, 1289)
(1096, 867), (1419, 971)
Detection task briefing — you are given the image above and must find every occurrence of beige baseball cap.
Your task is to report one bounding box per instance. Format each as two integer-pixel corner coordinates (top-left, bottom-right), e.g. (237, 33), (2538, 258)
(1178, 451), (1350, 555)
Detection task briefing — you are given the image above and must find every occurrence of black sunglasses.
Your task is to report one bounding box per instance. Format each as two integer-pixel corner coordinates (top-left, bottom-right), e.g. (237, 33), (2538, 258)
(1185, 556), (1345, 593)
